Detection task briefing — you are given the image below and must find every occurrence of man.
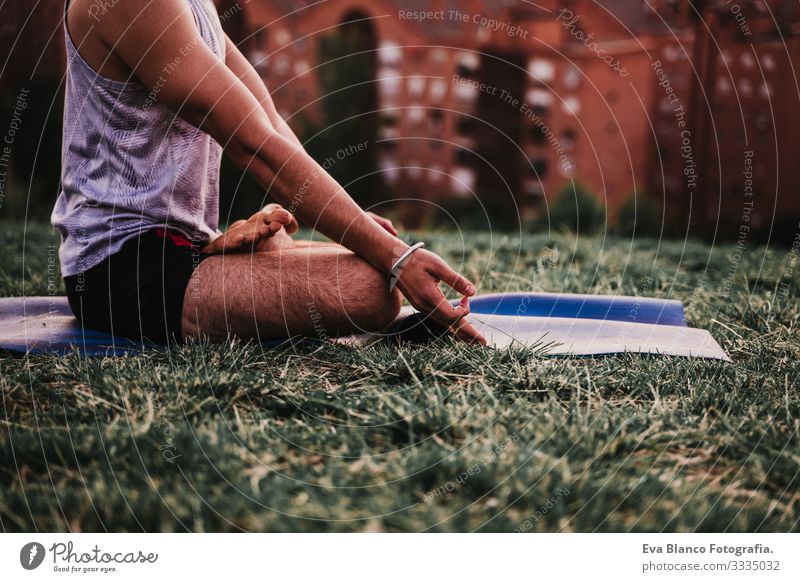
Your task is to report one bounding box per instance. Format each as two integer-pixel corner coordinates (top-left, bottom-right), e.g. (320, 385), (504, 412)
(53, 0), (485, 345)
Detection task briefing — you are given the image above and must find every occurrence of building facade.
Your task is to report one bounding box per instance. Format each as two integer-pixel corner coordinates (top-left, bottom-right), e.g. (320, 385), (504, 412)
(1, 1), (796, 235)
(214, 0), (800, 235)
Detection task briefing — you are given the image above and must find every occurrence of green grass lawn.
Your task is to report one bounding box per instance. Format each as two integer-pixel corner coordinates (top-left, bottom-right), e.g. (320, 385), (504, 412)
(1, 221), (798, 532)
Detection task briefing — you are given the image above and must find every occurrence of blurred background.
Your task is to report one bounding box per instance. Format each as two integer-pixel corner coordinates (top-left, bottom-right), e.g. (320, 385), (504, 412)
(1, 0), (799, 242)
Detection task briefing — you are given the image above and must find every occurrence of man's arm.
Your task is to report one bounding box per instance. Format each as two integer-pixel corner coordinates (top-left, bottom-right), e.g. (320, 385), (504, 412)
(86, 0), (481, 340)
(223, 34), (302, 148)
(223, 34), (397, 236)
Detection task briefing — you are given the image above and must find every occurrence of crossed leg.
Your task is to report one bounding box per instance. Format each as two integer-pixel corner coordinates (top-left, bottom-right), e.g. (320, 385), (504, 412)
(180, 245), (402, 341)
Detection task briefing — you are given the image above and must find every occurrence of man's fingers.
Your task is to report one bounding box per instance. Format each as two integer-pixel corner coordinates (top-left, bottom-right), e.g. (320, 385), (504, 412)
(424, 295), (485, 344)
(434, 261), (476, 297)
(424, 290), (470, 329)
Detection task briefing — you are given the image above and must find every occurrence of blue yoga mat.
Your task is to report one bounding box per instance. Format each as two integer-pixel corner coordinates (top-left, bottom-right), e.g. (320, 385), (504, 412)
(463, 292), (686, 327)
(0, 297), (149, 356)
(0, 293), (712, 358)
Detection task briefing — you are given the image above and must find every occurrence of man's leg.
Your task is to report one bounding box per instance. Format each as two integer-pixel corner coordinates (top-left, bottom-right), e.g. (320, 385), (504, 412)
(181, 246), (402, 341)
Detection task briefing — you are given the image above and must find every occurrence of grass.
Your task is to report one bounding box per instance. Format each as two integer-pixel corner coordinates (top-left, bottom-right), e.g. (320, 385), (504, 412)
(0, 221), (798, 532)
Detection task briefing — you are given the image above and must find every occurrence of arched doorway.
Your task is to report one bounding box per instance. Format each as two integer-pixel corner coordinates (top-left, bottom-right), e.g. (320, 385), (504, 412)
(308, 9), (382, 208)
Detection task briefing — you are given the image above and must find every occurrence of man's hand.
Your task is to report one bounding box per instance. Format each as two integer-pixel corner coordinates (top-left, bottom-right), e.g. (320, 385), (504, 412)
(395, 249), (486, 344)
(366, 212), (398, 236)
(202, 205), (296, 254)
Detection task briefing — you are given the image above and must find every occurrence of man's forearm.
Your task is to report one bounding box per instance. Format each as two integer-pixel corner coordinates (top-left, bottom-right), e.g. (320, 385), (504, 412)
(230, 128), (406, 273)
(216, 36), (403, 270)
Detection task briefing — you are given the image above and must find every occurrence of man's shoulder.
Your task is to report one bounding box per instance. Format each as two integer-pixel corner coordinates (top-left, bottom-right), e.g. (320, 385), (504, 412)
(69, 0), (191, 44)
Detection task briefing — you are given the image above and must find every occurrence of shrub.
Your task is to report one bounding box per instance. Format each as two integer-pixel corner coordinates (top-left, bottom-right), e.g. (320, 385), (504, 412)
(540, 181), (606, 235)
(616, 192), (663, 238)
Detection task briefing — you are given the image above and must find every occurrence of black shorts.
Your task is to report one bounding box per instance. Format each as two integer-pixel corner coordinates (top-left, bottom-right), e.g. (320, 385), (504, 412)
(64, 228), (212, 344)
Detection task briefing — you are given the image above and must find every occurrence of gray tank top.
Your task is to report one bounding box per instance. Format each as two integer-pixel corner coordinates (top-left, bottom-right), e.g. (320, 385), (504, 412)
(52, 0), (224, 277)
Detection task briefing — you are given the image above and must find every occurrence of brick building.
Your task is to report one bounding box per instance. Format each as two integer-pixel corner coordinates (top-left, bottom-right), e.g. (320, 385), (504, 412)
(0, 1), (796, 234)
(220, 0), (693, 220)
(687, 0), (800, 235)
(214, 0), (800, 234)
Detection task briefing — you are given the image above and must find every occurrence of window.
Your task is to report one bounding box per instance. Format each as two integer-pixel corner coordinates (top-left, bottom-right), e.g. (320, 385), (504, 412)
(430, 108), (445, 128)
(254, 30), (267, 50)
(456, 115), (474, 135)
(563, 66), (581, 90)
(429, 79), (448, 102)
(561, 128), (576, 150)
(755, 110), (770, 133)
(294, 38), (309, 54)
(249, 50), (268, 75)
(456, 52), (480, 77)
(407, 106), (425, 125)
(662, 43), (681, 62)
(273, 55), (290, 76)
(431, 49), (448, 65)
(528, 59), (555, 83)
(379, 139), (398, 152)
(378, 69), (401, 97)
(530, 125), (548, 145)
(451, 167), (476, 195)
(428, 164), (444, 183)
(454, 147), (474, 166)
(293, 60), (310, 76)
(738, 78), (753, 98)
(560, 157), (576, 177)
(382, 111), (399, 127)
(454, 81), (478, 101)
(408, 76), (426, 98)
(275, 27), (291, 45)
(379, 157), (400, 183)
(527, 88), (553, 108)
(563, 96), (581, 116)
(530, 158), (549, 178)
(761, 53), (777, 71)
(716, 77), (732, 96)
(377, 41), (402, 67)
(524, 179), (545, 199)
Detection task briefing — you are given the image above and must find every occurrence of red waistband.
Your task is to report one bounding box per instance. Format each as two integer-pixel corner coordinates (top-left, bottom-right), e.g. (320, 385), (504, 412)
(153, 227), (194, 248)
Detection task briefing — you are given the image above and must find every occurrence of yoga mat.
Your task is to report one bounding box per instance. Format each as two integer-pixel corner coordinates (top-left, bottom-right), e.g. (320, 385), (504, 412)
(0, 296), (144, 356)
(0, 295), (729, 360)
(465, 292), (687, 327)
(468, 312), (729, 360)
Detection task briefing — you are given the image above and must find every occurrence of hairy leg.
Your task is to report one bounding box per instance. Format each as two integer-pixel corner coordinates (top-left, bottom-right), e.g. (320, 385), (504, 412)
(181, 246), (402, 341)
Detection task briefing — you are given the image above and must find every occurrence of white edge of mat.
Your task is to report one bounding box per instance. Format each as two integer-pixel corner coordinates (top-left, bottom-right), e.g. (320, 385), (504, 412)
(338, 308), (731, 362)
